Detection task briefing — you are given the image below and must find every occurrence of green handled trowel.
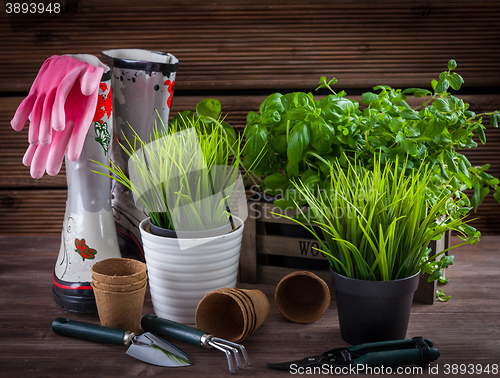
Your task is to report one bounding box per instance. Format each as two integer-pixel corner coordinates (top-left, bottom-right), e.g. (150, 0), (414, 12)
(52, 317), (191, 367)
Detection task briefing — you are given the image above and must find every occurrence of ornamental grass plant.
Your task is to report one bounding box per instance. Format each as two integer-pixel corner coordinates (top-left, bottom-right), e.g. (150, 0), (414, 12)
(279, 155), (477, 283)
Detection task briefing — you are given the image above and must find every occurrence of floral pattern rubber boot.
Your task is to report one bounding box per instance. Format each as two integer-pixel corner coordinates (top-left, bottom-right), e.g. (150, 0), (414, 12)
(53, 60), (121, 313)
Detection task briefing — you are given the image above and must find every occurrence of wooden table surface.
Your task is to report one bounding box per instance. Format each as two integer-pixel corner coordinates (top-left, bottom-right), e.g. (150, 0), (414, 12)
(1, 235), (499, 377)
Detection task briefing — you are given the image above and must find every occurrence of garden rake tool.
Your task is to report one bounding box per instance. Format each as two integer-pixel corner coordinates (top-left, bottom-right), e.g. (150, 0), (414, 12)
(141, 314), (250, 373)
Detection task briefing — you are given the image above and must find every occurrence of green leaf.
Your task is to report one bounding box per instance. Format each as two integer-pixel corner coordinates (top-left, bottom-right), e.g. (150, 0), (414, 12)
(448, 59), (458, 70)
(436, 289), (451, 302)
(428, 269), (442, 282)
(262, 172), (289, 195)
(431, 79), (438, 92)
(242, 123), (268, 172)
(401, 140), (418, 156)
(439, 255), (454, 267)
(491, 113), (499, 128)
(476, 126), (486, 144)
(220, 121), (237, 145)
(438, 276), (450, 284)
(246, 111), (260, 126)
(448, 73), (464, 91)
(361, 92), (379, 105)
(196, 98), (221, 118)
(402, 88), (432, 98)
(472, 186), (490, 209)
(373, 85), (391, 91)
(310, 119), (334, 153)
(286, 122), (310, 178)
(401, 108), (420, 120)
(272, 133), (288, 154)
(479, 172), (500, 186)
(433, 98), (451, 113)
(443, 150), (458, 173)
(435, 79), (450, 93)
(389, 118), (403, 133)
(260, 93), (283, 114)
(494, 187), (500, 203)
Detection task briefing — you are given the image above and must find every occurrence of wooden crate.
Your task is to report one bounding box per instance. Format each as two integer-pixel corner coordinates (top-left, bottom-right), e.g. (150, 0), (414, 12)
(239, 201), (451, 304)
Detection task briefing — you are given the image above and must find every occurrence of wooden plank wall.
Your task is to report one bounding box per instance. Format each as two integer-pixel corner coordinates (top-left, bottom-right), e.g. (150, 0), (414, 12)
(1, 0), (500, 235)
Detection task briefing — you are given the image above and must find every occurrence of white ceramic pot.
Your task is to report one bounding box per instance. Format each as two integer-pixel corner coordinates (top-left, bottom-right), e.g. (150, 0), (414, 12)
(139, 216), (244, 324)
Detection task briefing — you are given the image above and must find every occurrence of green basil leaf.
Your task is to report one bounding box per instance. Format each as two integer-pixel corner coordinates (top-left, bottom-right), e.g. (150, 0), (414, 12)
(262, 110), (282, 127)
(243, 123), (268, 172)
(260, 93), (283, 114)
(302, 174), (321, 191)
(196, 98), (221, 118)
(286, 122), (310, 178)
(310, 119), (334, 153)
(262, 172), (289, 195)
(246, 111), (260, 126)
(220, 121), (237, 146)
(171, 110), (197, 129)
(272, 134), (288, 154)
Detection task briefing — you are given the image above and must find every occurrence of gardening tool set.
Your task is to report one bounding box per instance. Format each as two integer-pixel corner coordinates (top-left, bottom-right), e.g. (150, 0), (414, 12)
(52, 314), (440, 374)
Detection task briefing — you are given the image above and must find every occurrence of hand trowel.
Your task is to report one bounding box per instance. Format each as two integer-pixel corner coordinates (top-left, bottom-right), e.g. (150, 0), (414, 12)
(52, 318), (191, 367)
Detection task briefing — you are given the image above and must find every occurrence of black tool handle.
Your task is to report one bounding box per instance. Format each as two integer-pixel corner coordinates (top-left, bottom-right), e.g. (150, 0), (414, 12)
(354, 347), (440, 367)
(141, 314), (206, 347)
(52, 318), (128, 346)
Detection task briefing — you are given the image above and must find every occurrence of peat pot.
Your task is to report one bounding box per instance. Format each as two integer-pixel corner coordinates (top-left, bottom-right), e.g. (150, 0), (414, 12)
(330, 269), (420, 345)
(139, 216), (244, 324)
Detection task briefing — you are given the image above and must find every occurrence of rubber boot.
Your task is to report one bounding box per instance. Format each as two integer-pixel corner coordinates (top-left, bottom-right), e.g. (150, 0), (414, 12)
(101, 49), (178, 262)
(52, 56), (122, 313)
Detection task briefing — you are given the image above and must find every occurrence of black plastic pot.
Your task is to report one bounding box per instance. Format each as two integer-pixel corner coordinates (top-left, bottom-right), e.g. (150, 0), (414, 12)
(330, 268), (420, 345)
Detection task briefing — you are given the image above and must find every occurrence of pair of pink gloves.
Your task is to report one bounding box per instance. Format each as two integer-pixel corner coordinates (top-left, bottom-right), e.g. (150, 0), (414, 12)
(11, 55), (106, 179)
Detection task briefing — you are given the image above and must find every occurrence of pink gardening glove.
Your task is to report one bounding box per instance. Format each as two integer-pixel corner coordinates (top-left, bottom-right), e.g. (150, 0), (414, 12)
(23, 78), (100, 178)
(15, 54), (106, 179)
(11, 55), (103, 146)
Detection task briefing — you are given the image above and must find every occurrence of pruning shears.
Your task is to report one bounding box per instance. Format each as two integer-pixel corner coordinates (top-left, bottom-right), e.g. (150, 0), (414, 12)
(268, 337), (439, 370)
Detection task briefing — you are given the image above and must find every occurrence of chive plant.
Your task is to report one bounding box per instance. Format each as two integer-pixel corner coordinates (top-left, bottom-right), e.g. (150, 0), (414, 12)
(280, 156), (476, 282)
(94, 100), (245, 232)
